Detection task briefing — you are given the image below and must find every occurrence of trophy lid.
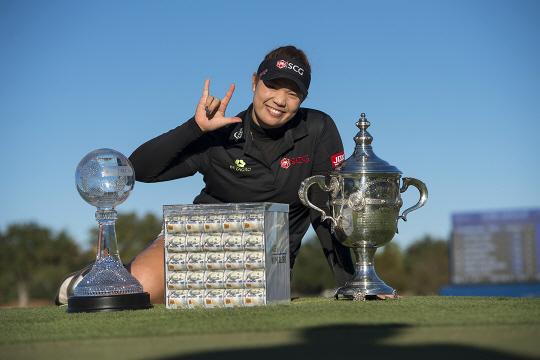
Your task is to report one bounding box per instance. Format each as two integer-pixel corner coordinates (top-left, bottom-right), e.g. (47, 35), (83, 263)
(332, 113), (402, 175)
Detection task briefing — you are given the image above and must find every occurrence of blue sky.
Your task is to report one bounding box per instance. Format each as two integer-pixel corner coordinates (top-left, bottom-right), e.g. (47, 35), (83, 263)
(1, 0), (539, 252)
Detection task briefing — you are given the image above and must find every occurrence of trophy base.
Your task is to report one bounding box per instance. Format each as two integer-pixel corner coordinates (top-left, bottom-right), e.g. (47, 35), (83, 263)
(66, 292), (153, 313)
(333, 261), (398, 301)
(334, 286), (398, 301)
(334, 245), (399, 301)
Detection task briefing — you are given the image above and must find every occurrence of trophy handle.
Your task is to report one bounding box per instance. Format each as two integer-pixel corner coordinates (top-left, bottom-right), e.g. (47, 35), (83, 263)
(399, 177), (428, 222)
(298, 175), (337, 226)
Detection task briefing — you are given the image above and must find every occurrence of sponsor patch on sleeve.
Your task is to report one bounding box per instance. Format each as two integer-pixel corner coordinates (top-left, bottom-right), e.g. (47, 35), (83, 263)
(331, 151), (345, 167)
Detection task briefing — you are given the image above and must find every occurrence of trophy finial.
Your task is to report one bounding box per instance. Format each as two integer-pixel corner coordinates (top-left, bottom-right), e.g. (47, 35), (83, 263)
(354, 113), (373, 146)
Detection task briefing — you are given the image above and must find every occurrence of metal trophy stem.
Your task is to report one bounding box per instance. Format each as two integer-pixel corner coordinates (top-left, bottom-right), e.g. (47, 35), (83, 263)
(335, 245), (396, 301)
(67, 148), (152, 312)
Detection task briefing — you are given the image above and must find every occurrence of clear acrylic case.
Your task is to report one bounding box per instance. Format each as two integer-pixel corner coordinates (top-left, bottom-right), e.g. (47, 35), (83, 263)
(163, 203), (290, 309)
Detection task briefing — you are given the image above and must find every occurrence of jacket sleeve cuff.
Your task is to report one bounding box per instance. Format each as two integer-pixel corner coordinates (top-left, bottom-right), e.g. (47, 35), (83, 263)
(187, 117), (204, 138)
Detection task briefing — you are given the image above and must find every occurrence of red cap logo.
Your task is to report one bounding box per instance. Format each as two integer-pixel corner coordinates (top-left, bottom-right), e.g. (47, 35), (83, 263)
(276, 60), (287, 69)
(280, 158), (291, 169)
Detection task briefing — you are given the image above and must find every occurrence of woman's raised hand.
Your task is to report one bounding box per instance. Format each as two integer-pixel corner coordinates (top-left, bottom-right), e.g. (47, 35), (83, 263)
(195, 78), (242, 132)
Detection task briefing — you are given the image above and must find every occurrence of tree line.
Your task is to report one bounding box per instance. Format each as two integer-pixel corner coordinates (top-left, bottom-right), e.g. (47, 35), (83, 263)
(291, 235), (449, 296)
(0, 212), (448, 307)
(0, 212), (162, 307)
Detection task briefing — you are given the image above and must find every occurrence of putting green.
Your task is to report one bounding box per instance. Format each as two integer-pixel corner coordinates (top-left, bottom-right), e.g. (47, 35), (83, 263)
(1, 296), (539, 359)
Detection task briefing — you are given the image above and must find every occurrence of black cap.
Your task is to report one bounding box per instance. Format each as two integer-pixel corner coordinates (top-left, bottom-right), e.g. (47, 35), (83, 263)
(257, 57), (311, 97)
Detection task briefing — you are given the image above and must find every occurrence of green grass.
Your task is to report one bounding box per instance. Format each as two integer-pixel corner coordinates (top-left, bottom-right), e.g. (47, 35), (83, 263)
(1, 296), (540, 359)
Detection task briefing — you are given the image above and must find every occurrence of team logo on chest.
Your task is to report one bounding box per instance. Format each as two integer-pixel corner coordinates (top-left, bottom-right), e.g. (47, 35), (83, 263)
(230, 159), (251, 172)
(280, 155), (309, 169)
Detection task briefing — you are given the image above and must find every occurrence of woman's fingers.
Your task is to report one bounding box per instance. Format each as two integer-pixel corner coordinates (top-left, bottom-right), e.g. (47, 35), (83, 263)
(205, 95), (214, 108)
(218, 83), (235, 113)
(205, 96), (221, 117)
(202, 78), (210, 98)
(195, 78), (241, 132)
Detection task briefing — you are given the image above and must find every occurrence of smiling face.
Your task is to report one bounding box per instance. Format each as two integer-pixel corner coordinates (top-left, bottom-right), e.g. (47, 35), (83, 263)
(251, 74), (306, 129)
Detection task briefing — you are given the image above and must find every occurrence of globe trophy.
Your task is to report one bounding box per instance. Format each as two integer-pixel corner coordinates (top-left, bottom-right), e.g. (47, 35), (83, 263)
(299, 113), (428, 301)
(67, 148), (152, 312)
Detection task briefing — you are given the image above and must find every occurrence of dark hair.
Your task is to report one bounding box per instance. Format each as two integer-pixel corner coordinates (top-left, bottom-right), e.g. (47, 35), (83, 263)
(263, 45), (311, 73)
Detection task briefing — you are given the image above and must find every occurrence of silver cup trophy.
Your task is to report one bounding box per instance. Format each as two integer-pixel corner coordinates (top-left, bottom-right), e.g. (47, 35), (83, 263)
(299, 114), (428, 300)
(67, 148), (152, 312)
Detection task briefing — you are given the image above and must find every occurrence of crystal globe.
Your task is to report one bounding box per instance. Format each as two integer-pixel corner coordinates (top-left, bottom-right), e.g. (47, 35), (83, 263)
(75, 148), (135, 209)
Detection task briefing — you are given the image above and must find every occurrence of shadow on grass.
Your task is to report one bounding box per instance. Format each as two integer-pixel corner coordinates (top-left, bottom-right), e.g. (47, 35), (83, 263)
(158, 324), (532, 360)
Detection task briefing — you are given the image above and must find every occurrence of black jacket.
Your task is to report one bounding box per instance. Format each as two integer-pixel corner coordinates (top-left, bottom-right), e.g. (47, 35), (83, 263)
(130, 105), (354, 285)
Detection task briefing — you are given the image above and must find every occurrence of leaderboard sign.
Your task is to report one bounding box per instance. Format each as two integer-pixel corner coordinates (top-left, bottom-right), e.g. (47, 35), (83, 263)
(451, 208), (540, 285)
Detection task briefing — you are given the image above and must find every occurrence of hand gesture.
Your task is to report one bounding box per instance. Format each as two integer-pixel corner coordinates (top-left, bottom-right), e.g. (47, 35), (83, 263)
(195, 78), (242, 132)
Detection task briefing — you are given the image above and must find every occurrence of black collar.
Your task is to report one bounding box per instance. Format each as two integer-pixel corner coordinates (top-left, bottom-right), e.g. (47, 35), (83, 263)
(228, 104), (309, 144)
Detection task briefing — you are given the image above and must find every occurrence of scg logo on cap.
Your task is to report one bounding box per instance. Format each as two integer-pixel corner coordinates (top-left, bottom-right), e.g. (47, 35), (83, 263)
(276, 59), (304, 76)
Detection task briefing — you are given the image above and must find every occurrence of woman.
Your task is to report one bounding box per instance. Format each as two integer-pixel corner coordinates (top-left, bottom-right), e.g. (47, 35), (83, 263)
(56, 46), (355, 305)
